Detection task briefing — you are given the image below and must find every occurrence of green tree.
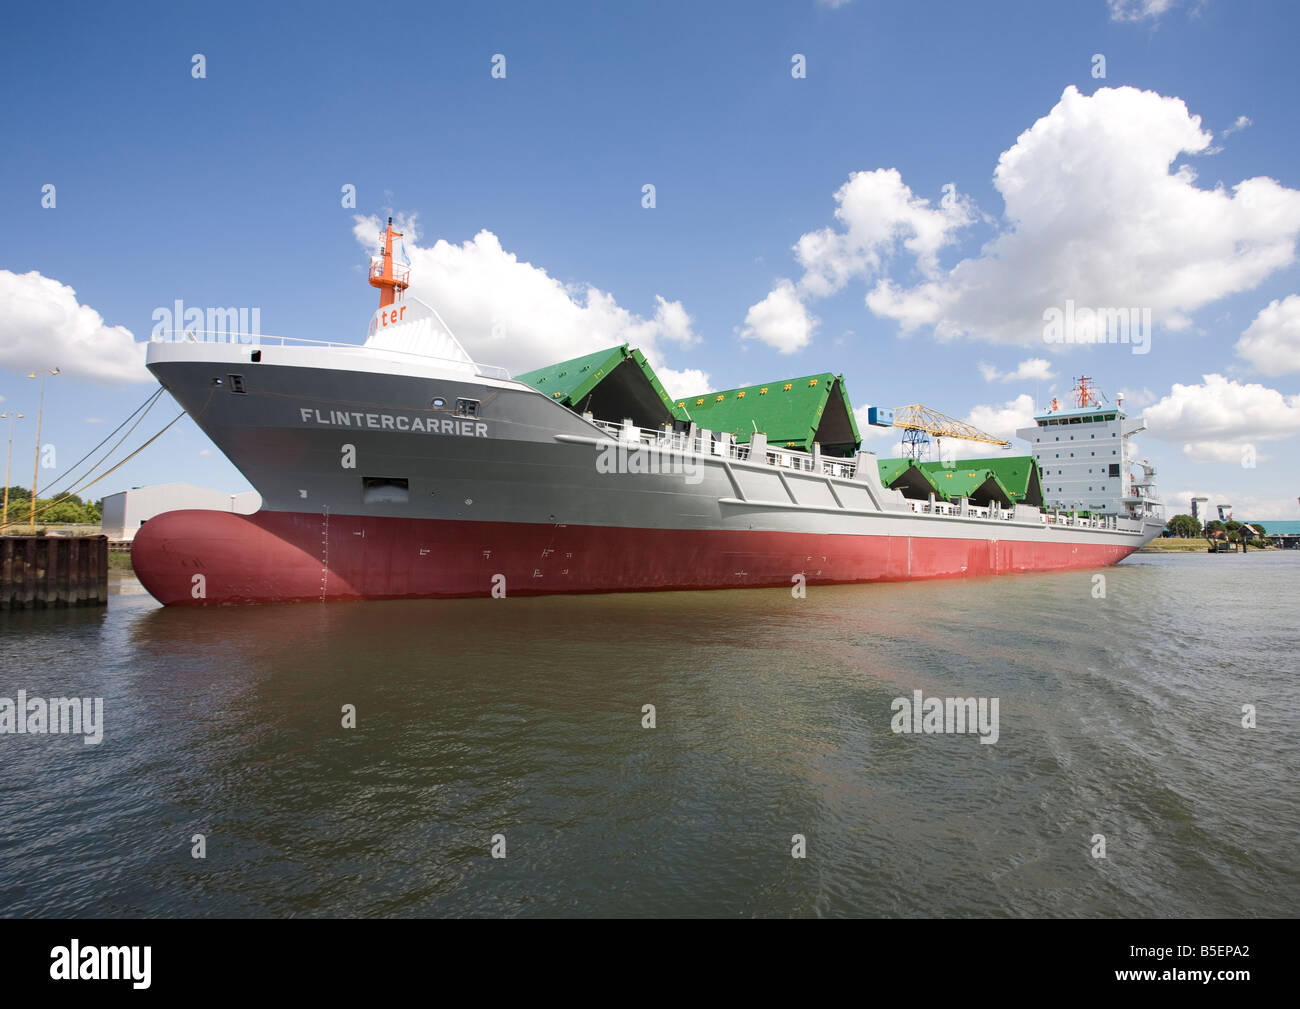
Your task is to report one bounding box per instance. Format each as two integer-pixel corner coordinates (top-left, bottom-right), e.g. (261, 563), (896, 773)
(37, 498), (89, 524)
(3, 484), (32, 506)
(1166, 514), (1201, 537)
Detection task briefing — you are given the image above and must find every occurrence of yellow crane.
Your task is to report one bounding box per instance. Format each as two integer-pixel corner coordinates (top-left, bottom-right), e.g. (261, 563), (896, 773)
(892, 403), (1010, 460)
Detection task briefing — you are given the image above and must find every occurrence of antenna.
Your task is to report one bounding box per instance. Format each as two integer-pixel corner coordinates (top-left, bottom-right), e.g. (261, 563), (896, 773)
(1073, 376), (1100, 409)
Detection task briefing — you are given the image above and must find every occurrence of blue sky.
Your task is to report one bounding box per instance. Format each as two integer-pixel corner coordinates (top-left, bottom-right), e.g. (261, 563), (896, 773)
(1, 0), (1298, 518)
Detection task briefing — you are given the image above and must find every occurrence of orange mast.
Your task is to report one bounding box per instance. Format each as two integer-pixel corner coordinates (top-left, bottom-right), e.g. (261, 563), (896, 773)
(1073, 376), (1099, 409)
(368, 217), (410, 308)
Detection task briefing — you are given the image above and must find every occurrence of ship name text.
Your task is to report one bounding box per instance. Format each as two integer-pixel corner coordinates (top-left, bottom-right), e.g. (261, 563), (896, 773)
(299, 407), (487, 437)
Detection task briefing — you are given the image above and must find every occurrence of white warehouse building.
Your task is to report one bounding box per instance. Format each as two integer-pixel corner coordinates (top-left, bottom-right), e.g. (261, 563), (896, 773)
(101, 482), (261, 540)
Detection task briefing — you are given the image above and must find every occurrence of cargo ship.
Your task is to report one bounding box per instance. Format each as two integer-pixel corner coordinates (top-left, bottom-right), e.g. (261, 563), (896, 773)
(132, 221), (1164, 605)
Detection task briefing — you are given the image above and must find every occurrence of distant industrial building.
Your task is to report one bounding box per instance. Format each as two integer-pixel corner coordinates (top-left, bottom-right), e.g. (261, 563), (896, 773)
(101, 483), (260, 541)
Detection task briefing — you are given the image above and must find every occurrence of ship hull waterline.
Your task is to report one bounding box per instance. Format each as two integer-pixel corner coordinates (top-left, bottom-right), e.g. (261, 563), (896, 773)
(131, 508), (1143, 606)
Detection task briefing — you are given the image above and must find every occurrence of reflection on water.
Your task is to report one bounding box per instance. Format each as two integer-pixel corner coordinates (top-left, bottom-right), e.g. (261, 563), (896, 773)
(1, 553), (1297, 916)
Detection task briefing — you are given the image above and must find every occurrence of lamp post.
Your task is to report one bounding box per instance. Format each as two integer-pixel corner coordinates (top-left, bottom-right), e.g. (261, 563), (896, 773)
(1, 411), (23, 531)
(27, 368), (60, 532)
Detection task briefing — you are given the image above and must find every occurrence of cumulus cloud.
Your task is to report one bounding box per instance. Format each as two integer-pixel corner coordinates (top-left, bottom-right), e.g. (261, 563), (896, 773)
(755, 88), (1300, 352)
(792, 169), (977, 298)
(965, 393), (1037, 448)
(739, 169), (975, 350)
(0, 270), (148, 384)
(352, 217), (705, 386)
(1235, 295), (1300, 375)
(739, 279), (818, 353)
(1144, 373), (1300, 461)
(978, 358), (1056, 383)
(863, 87), (1300, 345)
(656, 366), (713, 400)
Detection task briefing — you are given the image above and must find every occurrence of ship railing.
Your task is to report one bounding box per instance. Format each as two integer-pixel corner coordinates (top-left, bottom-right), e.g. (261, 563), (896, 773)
(368, 260), (411, 286)
(907, 500), (1016, 521)
(150, 330), (513, 380)
(1041, 512), (1121, 530)
(905, 500), (1129, 529)
(587, 419), (858, 478)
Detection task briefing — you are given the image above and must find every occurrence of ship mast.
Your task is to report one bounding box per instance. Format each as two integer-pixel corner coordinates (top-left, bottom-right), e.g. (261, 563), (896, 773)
(368, 217), (410, 308)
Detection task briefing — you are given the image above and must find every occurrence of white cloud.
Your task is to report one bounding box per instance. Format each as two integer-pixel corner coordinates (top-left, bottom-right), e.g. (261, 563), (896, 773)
(978, 358), (1056, 383)
(199, 449), (213, 457)
(849, 87), (1300, 347)
(1108, 0), (1178, 22)
(1235, 295), (1300, 375)
(739, 279), (818, 353)
(793, 169), (976, 298)
(0, 270), (148, 384)
(352, 216), (703, 378)
(1176, 441), (1272, 464)
(965, 393), (1037, 447)
(84, 417), (105, 424)
(655, 366), (712, 400)
(1170, 489), (1298, 520)
(1143, 373), (1300, 460)
(817, 0), (853, 8)
(1117, 386), (1156, 409)
(739, 169), (975, 352)
(1221, 114), (1252, 137)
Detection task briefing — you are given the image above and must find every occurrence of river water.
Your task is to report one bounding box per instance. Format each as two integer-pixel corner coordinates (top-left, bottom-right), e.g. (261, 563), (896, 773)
(1, 552), (1296, 917)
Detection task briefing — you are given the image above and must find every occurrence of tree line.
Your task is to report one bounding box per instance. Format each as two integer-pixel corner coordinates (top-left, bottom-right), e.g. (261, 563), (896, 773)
(0, 486), (103, 526)
(1165, 514), (1266, 539)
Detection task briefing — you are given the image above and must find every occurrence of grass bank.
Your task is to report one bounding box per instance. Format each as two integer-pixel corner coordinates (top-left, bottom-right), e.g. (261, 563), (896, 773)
(1139, 537), (1269, 553)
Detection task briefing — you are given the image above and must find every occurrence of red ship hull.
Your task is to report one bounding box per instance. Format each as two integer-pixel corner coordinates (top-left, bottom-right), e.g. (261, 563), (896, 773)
(131, 509), (1140, 606)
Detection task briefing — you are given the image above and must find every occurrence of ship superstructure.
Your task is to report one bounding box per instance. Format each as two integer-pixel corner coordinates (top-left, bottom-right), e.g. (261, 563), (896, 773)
(1016, 377), (1161, 521)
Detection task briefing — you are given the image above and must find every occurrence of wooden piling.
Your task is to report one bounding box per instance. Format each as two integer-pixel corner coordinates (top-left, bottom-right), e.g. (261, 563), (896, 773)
(0, 535), (109, 609)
